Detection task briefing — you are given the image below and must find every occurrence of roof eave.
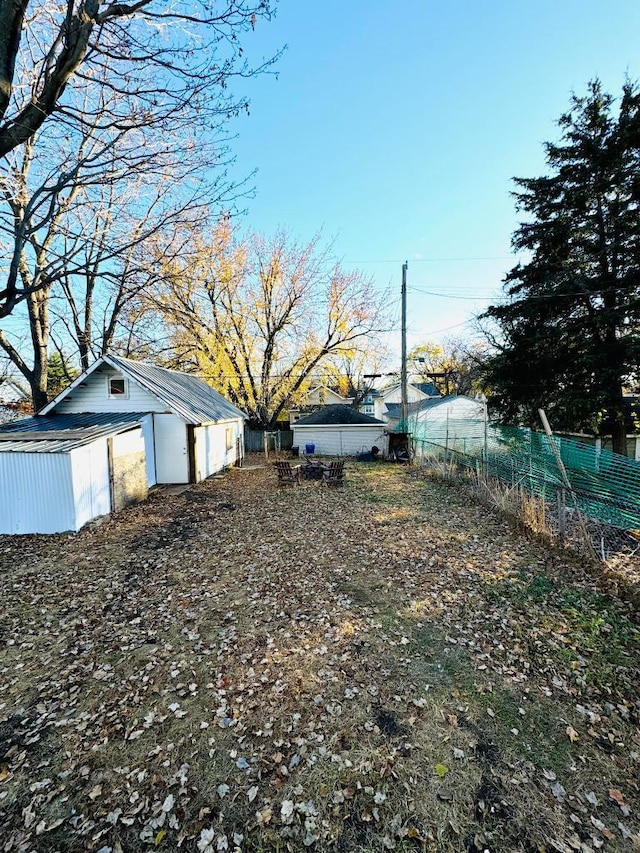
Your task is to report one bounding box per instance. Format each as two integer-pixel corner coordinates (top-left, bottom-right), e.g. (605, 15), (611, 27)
(38, 356), (108, 416)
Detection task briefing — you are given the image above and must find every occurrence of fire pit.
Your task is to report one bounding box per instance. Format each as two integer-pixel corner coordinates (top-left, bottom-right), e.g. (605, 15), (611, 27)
(300, 460), (327, 480)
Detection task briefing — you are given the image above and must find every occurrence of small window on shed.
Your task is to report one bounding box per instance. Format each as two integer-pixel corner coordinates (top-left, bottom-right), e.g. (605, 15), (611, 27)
(108, 376), (128, 398)
(226, 426), (234, 451)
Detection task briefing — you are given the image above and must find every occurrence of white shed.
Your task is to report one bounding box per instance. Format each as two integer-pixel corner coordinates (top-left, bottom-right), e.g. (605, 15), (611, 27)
(0, 413), (147, 534)
(40, 354), (246, 486)
(0, 355), (247, 535)
(292, 405), (388, 457)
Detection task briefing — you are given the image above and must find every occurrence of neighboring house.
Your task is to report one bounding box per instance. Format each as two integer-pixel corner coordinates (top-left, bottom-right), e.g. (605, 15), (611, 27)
(289, 385), (354, 424)
(360, 381), (440, 421)
(0, 354), (246, 535)
(292, 404), (388, 457)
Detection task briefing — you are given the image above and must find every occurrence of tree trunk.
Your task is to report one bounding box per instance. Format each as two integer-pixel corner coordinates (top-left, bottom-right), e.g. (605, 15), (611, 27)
(610, 411), (628, 456)
(29, 379), (48, 411)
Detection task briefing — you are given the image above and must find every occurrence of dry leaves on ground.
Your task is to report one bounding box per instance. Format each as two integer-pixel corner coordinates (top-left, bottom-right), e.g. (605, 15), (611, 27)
(0, 457), (639, 852)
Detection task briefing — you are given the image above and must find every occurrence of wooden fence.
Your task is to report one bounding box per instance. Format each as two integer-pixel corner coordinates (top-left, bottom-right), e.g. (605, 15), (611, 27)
(244, 428), (294, 453)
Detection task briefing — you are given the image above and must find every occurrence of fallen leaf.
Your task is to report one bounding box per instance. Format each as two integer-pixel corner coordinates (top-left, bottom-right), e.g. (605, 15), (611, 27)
(609, 788), (626, 807)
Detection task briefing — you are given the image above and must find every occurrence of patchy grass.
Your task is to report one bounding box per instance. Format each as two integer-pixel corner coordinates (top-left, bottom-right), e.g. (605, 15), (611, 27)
(0, 457), (639, 852)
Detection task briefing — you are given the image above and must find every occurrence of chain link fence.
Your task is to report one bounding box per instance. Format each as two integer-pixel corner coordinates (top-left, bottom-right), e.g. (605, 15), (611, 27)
(411, 414), (640, 573)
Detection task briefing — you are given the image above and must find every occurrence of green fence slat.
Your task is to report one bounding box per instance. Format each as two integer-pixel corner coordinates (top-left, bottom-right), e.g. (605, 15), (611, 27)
(411, 415), (640, 531)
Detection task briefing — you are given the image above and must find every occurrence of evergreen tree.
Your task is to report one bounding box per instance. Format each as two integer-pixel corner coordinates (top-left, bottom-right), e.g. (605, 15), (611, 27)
(46, 353), (77, 400)
(483, 80), (640, 455)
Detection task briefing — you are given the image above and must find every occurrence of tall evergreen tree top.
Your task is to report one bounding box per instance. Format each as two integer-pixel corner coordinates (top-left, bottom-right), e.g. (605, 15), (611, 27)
(483, 80), (640, 453)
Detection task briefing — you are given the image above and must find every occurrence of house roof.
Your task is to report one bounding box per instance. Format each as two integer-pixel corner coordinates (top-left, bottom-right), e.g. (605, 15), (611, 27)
(367, 381), (436, 400)
(0, 411), (146, 452)
(301, 385), (354, 403)
(385, 395), (481, 419)
(294, 404), (385, 426)
(39, 354), (246, 424)
(414, 381), (440, 397)
(384, 401), (432, 419)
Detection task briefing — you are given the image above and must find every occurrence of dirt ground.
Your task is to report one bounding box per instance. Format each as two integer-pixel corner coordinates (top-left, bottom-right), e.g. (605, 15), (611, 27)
(0, 457), (639, 852)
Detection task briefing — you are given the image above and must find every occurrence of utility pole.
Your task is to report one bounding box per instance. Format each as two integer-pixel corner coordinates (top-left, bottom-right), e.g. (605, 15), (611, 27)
(400, 261), (408, 430)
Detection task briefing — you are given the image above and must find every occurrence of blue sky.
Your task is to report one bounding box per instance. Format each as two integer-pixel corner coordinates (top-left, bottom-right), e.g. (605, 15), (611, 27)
(230, 0), (640, 353)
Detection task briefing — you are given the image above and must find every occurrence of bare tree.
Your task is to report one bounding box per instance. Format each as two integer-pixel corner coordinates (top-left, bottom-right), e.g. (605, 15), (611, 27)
(151, 225), (389, 428)
(0, 72), (247, 407)
(0, 1), (276, 155)
(0, 0), (279, 318)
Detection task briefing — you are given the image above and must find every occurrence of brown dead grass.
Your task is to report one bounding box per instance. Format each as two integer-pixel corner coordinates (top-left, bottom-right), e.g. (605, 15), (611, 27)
(0, 457), (639, 852)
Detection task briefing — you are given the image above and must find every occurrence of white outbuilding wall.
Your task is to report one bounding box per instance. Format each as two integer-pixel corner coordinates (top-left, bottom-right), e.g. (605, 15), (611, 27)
(55, 365), (167, 415)
(411, 397), (486, 458)
(194, 419), (243, 481)
(0, 451), (76, 534)
(69, 439), (111, 530)
(293, 425), (388, 457)
(0, 439), (113, 535)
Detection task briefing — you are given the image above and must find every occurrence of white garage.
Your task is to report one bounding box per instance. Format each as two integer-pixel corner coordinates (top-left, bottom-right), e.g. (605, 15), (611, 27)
(293, 405), (388, 457)
(40, 354), (246, 486)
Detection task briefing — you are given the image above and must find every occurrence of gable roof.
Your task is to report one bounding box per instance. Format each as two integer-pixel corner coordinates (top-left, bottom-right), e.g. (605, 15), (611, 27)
(384, 401), (431, 419)
(300, 384), (354, 403)
(294, 404), (385, 426)
(385, 395), (482, 419)
(414, 381), (440, 397)
(39, 354), (246, 424)
(369, 381), (435, 400)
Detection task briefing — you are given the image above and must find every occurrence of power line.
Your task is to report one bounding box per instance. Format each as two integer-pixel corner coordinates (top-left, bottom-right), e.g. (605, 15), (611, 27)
(409, 318), (475, 336)
(409, 287), (499, 301)
(343, 255), (522, 264)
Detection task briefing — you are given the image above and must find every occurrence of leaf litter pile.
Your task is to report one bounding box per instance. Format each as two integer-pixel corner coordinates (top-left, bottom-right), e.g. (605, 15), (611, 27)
(1, 458), (639, 852)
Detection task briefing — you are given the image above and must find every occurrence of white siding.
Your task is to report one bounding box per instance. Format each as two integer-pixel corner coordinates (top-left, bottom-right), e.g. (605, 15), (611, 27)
(383, 385), (428, 404)
(111, 428), (145, 457)
(412, 399), (485, 459)
(293, 425), (388, 457)
(303, 387), (353, 406)
(56, 366), (168, 414)
(194, 419), (243, 481)
(69, 439), (111, 530)
(0, 452), (76, 534)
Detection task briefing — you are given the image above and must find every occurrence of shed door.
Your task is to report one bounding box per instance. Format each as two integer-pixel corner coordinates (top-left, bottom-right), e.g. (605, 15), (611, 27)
(153, 414), (189, 483)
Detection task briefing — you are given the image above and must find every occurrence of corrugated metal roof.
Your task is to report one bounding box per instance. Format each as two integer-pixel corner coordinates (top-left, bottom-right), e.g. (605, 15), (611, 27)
(385, 396), (481, 419)
(105, 355), (246, 425)
(0, 412), (145, 453)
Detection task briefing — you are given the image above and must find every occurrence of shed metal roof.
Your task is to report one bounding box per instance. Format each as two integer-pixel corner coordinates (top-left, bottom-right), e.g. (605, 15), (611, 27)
(106, 355), (246, 424)
(40, 354), (245, 425)
(0, 412), (145, 453)
(385, 396), (480, 419)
